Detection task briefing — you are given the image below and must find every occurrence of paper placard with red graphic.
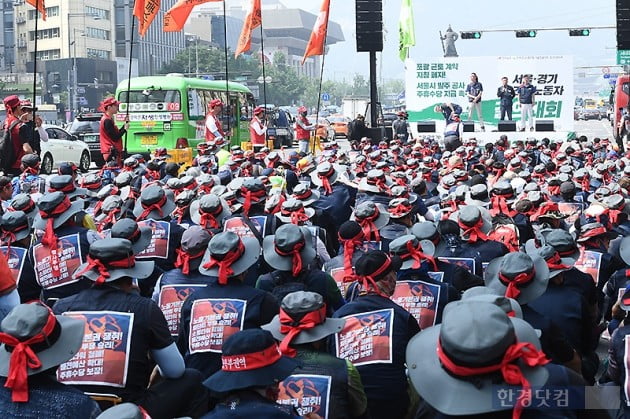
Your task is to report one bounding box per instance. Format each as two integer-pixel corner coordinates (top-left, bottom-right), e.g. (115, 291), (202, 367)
(574, 250), (602, 285)
(427, 271), (444, 282)
(0, 246), (27, 283)
(57, 311), (134, 387)
(277, 374), (332, 419)
(189, 298), (247, 354)
(438, 257), (476, 275)
(159, 284), (207, 336)
(557, 202), (583, 227)
(335, 308), (394, 366)
(330, 267), (354, 297)
(33, 233), (83, 289)
(136, 219), (170, 259)
(624, 338), (630, 406)
(224, 216), (266, 240)
(391, 280), (441, 329)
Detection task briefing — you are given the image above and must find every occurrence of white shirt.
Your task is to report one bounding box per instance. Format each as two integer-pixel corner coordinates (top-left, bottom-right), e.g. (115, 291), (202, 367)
(205, 113), (223, 140)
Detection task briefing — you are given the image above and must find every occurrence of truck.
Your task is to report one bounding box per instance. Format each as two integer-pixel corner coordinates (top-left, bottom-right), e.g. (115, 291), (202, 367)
(342, 96), (369, 120)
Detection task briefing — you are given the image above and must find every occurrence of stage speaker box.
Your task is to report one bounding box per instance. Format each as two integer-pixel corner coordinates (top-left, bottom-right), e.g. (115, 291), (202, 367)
(356, 0), (383, 52)
(498, 121), (517, 132)
(417, 121), (436, 133)
(462, 121), (475, 132)
(366, 127), (386, 145)
(535, 120), (554, 132)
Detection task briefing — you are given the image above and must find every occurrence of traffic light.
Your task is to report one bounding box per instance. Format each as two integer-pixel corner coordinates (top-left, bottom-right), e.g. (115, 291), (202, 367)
(569, 28), (590, 36)
(460, 31), (482, 39)
(516, 30), (537, 38)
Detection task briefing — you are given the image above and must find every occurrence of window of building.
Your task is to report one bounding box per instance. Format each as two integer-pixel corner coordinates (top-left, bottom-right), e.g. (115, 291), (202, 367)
(85, 27), (110, 40)
(86, 48), (111, 60)
(31, 49), (61, 61)
(27, 6), (59, 20)
(85, 6), (110, 20)
(29, 28), (60, 41)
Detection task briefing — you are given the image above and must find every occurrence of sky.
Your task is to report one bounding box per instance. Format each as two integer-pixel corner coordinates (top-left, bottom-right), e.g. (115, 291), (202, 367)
(293, 0), (618, 94)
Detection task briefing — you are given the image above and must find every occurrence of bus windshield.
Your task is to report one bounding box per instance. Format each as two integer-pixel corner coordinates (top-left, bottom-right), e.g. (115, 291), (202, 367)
(118, 89), (181, 110)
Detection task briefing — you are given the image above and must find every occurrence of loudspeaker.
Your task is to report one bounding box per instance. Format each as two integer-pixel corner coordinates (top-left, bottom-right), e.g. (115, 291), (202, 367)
(463, 121), (475, 132)
(498, 120), (517, 132)
(366, 126), (386, 145)
(535, 120), (554, 132)
(417, 121), (436, 133)
(356, 0), (383, 52)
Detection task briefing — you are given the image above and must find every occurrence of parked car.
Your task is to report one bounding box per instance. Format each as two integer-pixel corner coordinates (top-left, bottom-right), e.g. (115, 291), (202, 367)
(306, 116), (336, 142)
(67, 112), (104, 167)
(328, 115), (351, 137)
(577, 108), (602, 120)
(41, 125), (91, 174)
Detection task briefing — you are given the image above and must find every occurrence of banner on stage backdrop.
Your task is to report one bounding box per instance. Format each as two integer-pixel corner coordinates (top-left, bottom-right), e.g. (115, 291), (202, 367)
(405, 55), (574, 131)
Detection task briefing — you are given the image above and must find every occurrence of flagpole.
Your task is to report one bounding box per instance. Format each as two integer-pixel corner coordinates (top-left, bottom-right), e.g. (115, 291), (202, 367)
(31, 0), (39, 137)
(222, 0), (230, 135)
(124, 0), (137, 157)
(259, 22), (267, 108)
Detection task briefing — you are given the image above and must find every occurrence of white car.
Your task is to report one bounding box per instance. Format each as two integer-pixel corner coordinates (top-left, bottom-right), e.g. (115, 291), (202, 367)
(41, 125), (92, 174)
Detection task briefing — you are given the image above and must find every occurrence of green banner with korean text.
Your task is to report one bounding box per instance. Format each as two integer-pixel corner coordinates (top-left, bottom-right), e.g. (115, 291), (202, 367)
(404, 55), (574, 132)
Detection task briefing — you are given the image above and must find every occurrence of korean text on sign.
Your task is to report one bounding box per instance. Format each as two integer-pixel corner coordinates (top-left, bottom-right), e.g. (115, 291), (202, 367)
(189, 298), (247, 354)
(335, 308), (394, 366)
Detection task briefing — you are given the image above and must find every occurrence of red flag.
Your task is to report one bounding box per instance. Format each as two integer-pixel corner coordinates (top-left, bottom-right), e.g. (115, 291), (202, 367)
(235, 0), (262, 58)
(302, 0), (330, 65)
(163, 0), (222, 32)
(134, 0), (161, 37)
(25, 0), (46, 21)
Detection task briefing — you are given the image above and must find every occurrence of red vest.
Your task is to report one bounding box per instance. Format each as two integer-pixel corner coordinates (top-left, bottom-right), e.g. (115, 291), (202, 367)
(295, 116), (311, 141)
(5, 115), (25, 169)
(99, 114), (123, 156)
(205, 113), (225, 141)
(249, 117), (265, 145)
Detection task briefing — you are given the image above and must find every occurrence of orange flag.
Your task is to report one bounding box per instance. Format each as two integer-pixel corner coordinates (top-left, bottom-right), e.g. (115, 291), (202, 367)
(164, 0), (222, 32)
(25, 0), (46, 20)
(302, 0), (330, 65)
(235, 0), (262, 58)
(134, 0), (161, 37)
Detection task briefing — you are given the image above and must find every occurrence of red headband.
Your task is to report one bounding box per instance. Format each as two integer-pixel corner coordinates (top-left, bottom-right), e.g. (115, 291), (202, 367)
(40, 197), (73, 278)
(278, 305), (327, 357)
(49, 183), (77, 194)
(401, 240), (438, 271)
(498, 269), (536, 300)
(175, 248), (206, 275)
(241, 187), (266, 216)
(389, 203), (412, 218)
(98, 207), (121, 233)
(199, 203), (224, 229)
(137, 194), (167, 221)
(490, 195), (516, 218)
(281, 207), (310, 225)
(340, 230), (364, 278)
(0, 306), (58, 402)
(294, 189), (313, 200)
(202, 241), (246, 284)
(357, 207), (381, 242)
(75, 254), (137, 284)
(458, 217), (489, 244)
(358, 256), (392, 297)
(437, 339), (549, 419)
(275, 240), (306, 277)
(318, 168), (335, 195)
(221, 343), (282, 372)
(545, 253), (572, 271)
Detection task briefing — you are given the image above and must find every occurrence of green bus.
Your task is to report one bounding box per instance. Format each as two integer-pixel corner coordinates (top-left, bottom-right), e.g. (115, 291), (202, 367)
(115, 74), (256, 156)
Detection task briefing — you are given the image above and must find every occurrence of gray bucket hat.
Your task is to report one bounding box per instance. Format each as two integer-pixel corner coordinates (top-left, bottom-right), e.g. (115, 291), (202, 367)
(96, 403), (145, 419)
(388, 197), (413, 219)
(618, 235), (630, 266)
(0, 210), (30, 244)
(464, 184), (490, 207)
(190, 194), (231, 228)
(310, 162), (339, 189)
(199, 231), (261, 281)
(133, 185), (176, 221)
(527, 228), (580, 261)
(48, 174), (88, 200)
(350, 201), (390, 230)
(73, 238), (154, 283)
(291, 183), (320, 207)
(358, 169), (393, 194)
(484, 252), (550, 305)
(406, 301), (548, 416)
(0, 302), (84, 380)
(263, 224), (316, 274)
(262, 291), (345, 346)
(449, 205), (492, 237)
(388, 234), (436, 270)
(526, 244), (575, 278)
(275, 199), (315, 224)
(176, 226), (213, 274)
(110, 218), (152, 255)
(461, 286), (523, 319)
(33, 192), (85, 230)
(8, 193), (38, 223)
